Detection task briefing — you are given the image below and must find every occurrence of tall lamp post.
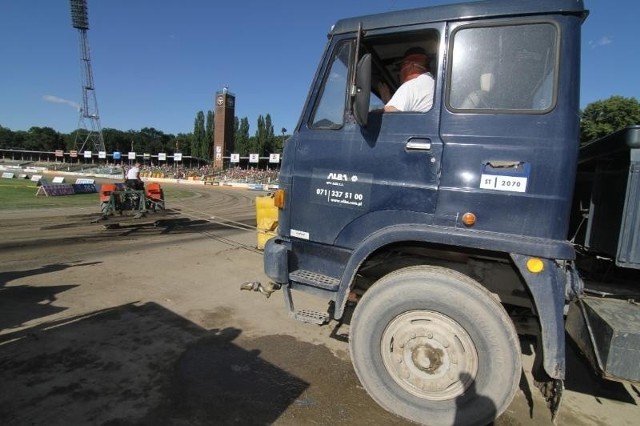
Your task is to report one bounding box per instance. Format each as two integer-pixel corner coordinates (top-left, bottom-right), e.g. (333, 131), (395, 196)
(70, 0), (105, 154)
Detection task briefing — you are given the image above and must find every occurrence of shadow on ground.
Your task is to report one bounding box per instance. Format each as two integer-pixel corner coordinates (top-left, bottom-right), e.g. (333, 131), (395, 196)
(0, 302), (408, 426)
(0, 262), (101, 330)
(564, 339), (637, 405)
(0, 303), (307, 425)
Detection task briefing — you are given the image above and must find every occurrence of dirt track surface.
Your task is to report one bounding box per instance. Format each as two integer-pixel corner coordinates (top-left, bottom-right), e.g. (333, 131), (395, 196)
(0, 183), (638, 425)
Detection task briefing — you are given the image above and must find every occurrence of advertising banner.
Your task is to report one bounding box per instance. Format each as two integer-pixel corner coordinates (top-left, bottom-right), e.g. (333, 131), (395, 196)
(269, 153), (280, 163)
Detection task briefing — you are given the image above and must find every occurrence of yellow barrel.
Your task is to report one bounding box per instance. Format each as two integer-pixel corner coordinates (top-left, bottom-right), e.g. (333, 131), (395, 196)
(256, 195), (278, 249)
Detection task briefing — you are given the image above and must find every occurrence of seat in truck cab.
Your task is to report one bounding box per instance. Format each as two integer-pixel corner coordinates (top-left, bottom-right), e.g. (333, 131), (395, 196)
(460, 72), (495, 109)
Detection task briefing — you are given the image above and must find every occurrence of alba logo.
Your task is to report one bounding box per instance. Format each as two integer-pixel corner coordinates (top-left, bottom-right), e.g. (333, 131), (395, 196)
(327, 172), (349, 181)
(327, 172), (359, 182)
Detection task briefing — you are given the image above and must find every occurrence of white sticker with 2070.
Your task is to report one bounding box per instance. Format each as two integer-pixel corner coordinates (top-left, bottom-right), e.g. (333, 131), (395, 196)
(480, 174), (528, 193)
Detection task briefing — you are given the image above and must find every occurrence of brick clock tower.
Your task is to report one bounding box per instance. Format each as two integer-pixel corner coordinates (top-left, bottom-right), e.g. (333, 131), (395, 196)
(213, 88), (235, 169)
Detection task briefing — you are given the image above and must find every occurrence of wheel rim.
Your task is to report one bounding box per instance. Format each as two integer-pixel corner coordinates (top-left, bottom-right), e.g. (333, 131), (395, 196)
(381, 310), (478, 401)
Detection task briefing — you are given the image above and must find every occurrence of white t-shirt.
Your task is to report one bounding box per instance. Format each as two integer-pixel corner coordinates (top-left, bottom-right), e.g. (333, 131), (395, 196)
(387, 73), (435, 112)
(126, 166), (140, 180)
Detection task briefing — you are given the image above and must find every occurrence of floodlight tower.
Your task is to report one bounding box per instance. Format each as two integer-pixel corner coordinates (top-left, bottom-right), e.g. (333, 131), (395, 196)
(70, 0), (105, 153)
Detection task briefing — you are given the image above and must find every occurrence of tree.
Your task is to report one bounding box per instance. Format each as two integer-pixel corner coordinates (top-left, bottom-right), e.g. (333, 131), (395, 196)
(0, 125), (17, 149)
(234, 117), (250, 156)
(252, 115), (264, 155)
(580, 96), (640, 143)
(204, 110), (214, 160)
(62, 133), (75, 151)
(124, 130), (140, 154)
(102, 128), (127, 152)
(23, 127), (62, 151)
(253, 114), (275, 157)
(263, 113), (276, 155)
(174, 133), (192, 156)
(192, 111), (205, 158)
(139, 127), (167, 156)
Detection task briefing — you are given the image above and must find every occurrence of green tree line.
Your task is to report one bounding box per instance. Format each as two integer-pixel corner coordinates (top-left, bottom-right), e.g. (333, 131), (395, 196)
(2, 96), (638, 156)
(0, 110), (288, 160)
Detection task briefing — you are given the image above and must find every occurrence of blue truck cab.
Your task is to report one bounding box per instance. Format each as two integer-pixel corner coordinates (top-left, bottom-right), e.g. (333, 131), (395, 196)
(254, 1), (639, 424)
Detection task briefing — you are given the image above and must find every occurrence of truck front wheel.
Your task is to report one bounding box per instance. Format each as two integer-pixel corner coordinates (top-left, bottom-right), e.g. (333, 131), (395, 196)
(349, 265), (521, 426)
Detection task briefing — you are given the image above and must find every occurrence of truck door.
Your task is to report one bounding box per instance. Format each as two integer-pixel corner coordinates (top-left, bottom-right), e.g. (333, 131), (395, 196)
(285, 26), (444, 248)
(438, 18), (580, 242)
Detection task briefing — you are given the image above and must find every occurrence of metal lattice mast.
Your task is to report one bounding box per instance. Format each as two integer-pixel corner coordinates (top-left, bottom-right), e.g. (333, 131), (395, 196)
(70, 0), (105, 153)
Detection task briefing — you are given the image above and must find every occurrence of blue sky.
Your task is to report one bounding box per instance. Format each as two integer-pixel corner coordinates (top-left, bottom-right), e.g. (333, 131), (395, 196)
(1, 0), (638, 136)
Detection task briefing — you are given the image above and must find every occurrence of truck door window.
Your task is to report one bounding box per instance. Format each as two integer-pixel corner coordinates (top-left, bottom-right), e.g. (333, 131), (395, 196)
(311, 41), (352, 129)
(310, 30), (440, 128)
(366, 30), (440, 113)
(448, 22), (558, 113)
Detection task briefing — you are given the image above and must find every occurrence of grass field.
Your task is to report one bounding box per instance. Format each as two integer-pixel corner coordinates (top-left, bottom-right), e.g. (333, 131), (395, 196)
(0, 179), (193, 210)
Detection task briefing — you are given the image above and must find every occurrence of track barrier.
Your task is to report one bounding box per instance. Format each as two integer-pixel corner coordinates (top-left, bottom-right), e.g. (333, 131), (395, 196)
(72, 183), (98, 193)
(36, 184), (75, 196)
(35, 180), (97, 196)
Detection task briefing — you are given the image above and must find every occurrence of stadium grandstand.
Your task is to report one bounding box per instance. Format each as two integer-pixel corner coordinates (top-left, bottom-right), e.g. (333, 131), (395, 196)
(0, 148), (279, 186)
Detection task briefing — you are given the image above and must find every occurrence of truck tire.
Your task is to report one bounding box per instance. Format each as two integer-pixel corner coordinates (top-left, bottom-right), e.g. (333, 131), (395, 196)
(349, 265), (521, 426)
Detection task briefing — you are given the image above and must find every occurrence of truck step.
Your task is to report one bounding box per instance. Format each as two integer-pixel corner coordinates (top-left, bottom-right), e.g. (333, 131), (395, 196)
(289, 269), (340, 291)
(294, 309), (330, 325)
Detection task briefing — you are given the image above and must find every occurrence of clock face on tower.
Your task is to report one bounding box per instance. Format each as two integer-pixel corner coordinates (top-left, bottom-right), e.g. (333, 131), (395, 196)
(227, 97), (234, 107)
(216, 96), (224, 106)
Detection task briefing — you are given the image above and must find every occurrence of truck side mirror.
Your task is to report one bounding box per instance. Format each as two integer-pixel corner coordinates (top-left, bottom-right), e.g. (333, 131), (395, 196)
(353, 53), (372, 128)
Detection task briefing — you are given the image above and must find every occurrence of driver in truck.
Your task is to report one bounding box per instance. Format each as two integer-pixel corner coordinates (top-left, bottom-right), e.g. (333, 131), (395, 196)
(377, 47), (435, 112)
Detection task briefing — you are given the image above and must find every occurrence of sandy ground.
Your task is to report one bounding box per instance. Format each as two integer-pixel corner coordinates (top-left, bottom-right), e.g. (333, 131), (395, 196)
(0, 183), (638, 425)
